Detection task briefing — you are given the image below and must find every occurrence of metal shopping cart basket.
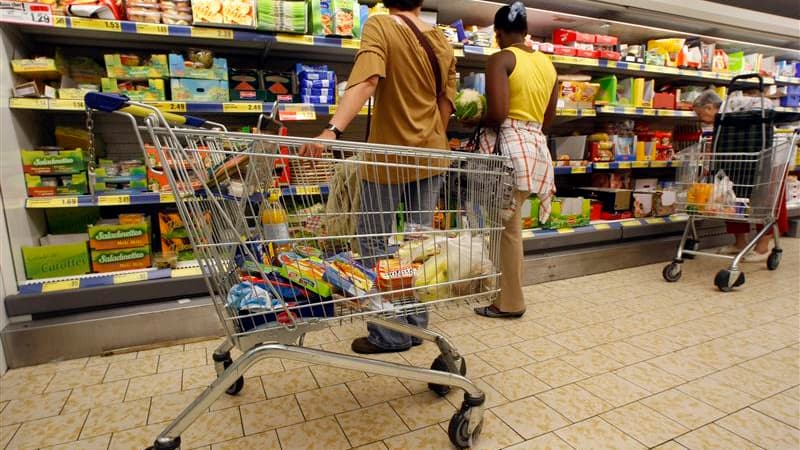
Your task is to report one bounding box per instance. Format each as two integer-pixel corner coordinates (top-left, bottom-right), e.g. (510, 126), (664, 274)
(662, 74), (797, 291)
(84, 93), (510, 449)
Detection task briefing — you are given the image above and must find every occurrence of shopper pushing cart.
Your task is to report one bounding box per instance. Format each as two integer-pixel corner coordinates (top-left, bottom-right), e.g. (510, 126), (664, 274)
(664, 74), (797, 291)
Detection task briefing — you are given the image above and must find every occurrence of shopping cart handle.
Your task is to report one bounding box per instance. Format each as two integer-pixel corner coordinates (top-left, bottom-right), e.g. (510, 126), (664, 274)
(727, 73), (763, 92)
(84, 92), (206, 127)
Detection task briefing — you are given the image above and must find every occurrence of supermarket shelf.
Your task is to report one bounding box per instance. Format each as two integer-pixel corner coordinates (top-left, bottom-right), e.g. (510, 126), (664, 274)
(555, 108), (597, 118)
(554, 160), (682, 174)
(775, 106), (800, 114)
(596, 105), (697, 118)
(775, 76), (800, 85)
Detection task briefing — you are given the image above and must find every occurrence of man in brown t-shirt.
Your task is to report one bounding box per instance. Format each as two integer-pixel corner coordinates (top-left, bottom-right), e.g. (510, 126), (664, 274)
(301, 0), (456, 354)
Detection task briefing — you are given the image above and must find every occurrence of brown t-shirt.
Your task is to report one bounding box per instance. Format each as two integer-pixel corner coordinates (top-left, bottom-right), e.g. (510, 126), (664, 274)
(347, 14), (457, 184)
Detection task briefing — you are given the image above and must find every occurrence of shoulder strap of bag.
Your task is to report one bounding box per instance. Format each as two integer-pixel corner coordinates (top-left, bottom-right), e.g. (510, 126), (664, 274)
(394, 14), (442, 97)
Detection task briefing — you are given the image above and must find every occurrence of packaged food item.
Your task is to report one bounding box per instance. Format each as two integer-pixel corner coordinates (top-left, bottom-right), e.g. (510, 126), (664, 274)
(276, 252), (332, 297)
(20, 148), (86, 175)
(543, 197), (591, 229)
(22, 242), (90, 280)
(257, 0), (307, 33)
(323, 253), (376, 297)
(92, 245), (151, 273)
(25, 173), (88, 197)
(162, 11), (193, 24)
(647, 38), (686, 67)
(168, 53), (228, 80)
(126, 8), (162, 23)
(375, 259), (420, 300)
(261, 192), (292, 258)
(170, 78), (229, 102)
(310, 0), (360, 37)
(88, 220), (151, 250)
(101, 78), (166, 101)
(193, 0), (255, 27)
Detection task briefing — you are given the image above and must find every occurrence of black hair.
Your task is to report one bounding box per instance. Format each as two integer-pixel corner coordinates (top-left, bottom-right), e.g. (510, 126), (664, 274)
(494, 4), (527, 34)
(383, 0), (423, 11)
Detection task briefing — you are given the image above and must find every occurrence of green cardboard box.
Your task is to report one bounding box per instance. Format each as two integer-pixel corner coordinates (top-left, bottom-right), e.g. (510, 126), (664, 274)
(22, 242), (90, 279)
(104, 54), (169, 80)
(21, 148), (86, 175)
(543, 197), (591, 229)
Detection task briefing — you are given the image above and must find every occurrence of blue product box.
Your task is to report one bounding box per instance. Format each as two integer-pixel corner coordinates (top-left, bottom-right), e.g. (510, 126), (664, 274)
(300, 79), (335, 89)
(302, 95), (336, 104)
(303, 87), (335, 96)
(168, 54), (229, 80)
(295, 63), (328, 75)
(299, 71), (336, 83)
(171, 78), (230, 102)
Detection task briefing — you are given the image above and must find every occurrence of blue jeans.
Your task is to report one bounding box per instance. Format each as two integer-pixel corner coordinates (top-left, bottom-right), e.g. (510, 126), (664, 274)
(357, 175), (442, 350)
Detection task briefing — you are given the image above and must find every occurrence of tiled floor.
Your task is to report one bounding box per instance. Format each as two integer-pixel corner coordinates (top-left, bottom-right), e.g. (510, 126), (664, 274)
(1, 240), (798, 449)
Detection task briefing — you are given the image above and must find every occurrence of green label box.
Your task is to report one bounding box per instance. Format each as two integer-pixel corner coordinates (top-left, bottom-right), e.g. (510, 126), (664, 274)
(22, 242), (90, 280)
(21, 148), (86, 175)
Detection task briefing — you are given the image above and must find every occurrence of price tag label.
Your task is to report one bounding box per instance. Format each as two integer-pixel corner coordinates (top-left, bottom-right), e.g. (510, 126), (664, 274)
(223, 102), (263, 113)
(650, 161), (667, 168)
(671, 215), (688, 222)
(340, 38), (360, 49)
(571, 166), (587, 174)
(642, 108), (656, 116)
(604, 60), (618, 68)
(594, 223), (611, 230)
(623, 107), (637, 114)
(671, 161), (683, 168)
(150, 102), (187, 113)
(632, 161), (649, 168)
(558, 108), (578, 116)
(172, 266), (202, 278)
(557, 228), (575, 233)
(54, 15), (67, 27)
(594, 162), (609, 169)
(276, 33), (313, 45)
(49, 99), (85, 110)
(268, 188), (282, 197)
(97, 195), (131, 206)
(278, 105), (316, 121)
(617, 162), (632, 169)
(521, 230), (535, 239)
(136, 23), (168, 35)
(295, 185), (321, 195)
(453, 48), (465, 58)
(10, 98), (49, 109)
(621, 220), (641, 227)
(42, 279), (80, 293)
(159, 192), (175, 203)
(71, 17), (121, 32)
(26, 197), (79, 208)
(191, 27), (234, 39)
(645, 217), (665, 225)
(113, 271), (149, 285)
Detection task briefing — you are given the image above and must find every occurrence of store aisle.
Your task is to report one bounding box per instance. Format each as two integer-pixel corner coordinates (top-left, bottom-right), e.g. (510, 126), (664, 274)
(0, 240), (798, 450)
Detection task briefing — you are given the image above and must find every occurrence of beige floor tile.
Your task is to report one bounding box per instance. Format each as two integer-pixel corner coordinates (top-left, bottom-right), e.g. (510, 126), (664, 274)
(239, 396), (305, 435)
(472, 327), (525, 349)
(389, 391), (456, 430)
(86, 352), (137, 367)
(641, 389), (724, 429)
(461, 354), (500, 378)
(383, 425), (452, 450)
(469, 410), (524, 450)
(614, 361), (685, 393)
(104, 356), (158, 383)
(45, 364), (108, 393)
(275, 416), (349, 450)
(0, 389), (70, 424)
(336, 403), (409, 447)
(262, 367), (318, 399)
(594, 341), (654, 366)
(625, 332), (684, 356)
(352, 443), (388, 450)
(182, 364), (217, 391)
(481, 368), (549, 401)
(676, 423), (761, 450)
(243, 357), (284, 378)
(107, 422), (165, 450)
(650, 441), (688, 450)
(136, 344), (186, 359)
(148, 388), (203, 424)
(303, 329), (339, 346)
(750, 391), (800, 429)
(504, 322), (551, 341)
(503, 432), (573, 450)
(0, 372), (54, 402)
(182, 407), (243, 448)
(536, 384), (613, 422)
(280, 357), (316, 371)
(534, 315), (583, 333)
(157, 349), (207, 373)
(446, 334), (490, 355)
(491, 396), (570, 439)
(676, 377), (758, 413)
(512, 338), (568, 362)
(295, 384), (360, 420)
(578, 373), (650, 407)
(647, 352), (716, 381)
(125, 370), (183, 401)
(445, 378), (508, 410)
(6, 411), (87, 450)
(309, 365), (367, 387)
(80, 397), (150, 438)
(739, 353), (800, 386)
(707, 366), (790, 399)
(211, 430), (280, 450)
(523, 359), (588, 388)
(0, 423), (20, 449)
(555, 417), (645, 450)
(209, 377), (266, 411)
(41, 434), (111, 450)
(559, 349), (623, 376)
(63, 380), (128, 413)
(347, 375), (410, 407)
(601, 402), (688, 447)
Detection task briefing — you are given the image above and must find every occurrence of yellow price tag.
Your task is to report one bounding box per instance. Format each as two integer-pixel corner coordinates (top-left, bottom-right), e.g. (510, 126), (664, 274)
(621, 220), (641, 227)
(556, 228), (575, 233)
(54, 16), (67, 27)
(558, 108), (578, 116)
(605, 60), (617, 68)
(453, 48), (465, 58)
(49, 99), (85, 110)
(97, 195), (131, 206)
(71, 17), (121, 32)
(159, 192), (175, 203)
(593, 162), (609, 169)
(301, 185), (321, 195)
(276, 33), (314, 45)
(594, 223), (611, 230)
(136, 23), (168, 35)
(150, 102), (187, 113)
(645, 217), (665, 225)
(623, 107), (637, 114)
(223, 102), (263, 113)
(642, 109), (656, 116)
(172, 266), (202, 278)
(26, 197), (79, 208)
(571, 167), (587, 174)
(10, 98), (49, 109)
(650, 161), (667, 168)
(191, 27), (234, 39)
(671, 215), (688, 222)
(521, 230), (535, 239)
(671, 161), (683, 168)
(341, 38), (360, 49)
(617, 162), (632, 169)
(632, 161), (649, 168)
(42, 279), (80, 293)
(113, 271), (149, 285)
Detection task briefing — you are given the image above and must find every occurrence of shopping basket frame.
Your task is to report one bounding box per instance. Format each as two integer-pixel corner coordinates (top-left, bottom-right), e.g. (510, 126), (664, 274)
(84, 92), (498, 449)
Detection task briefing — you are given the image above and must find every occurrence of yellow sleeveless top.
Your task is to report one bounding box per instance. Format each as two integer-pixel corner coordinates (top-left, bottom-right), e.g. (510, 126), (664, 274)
(505, 47), (557, 123)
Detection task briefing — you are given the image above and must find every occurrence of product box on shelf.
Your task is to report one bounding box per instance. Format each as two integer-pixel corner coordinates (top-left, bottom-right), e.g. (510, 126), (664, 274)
(543, 197), (591, 229)
(104, 54), (169, 80)
(58, 87), (97, 100)
(101, 78), (166, 101)
(22, 241), (90, 280)
(159, 211), (193, 260)
(21, 148), (86, 175)
(25, 172), (88, 197)
(552, 28), (595, 45)
(309, 0), (361, 37)
(13, 80), (57, 98)
(11, 57), (62, 79)
(578, 187), (633, 214)
(91, 245), (152, 273)
(632, 191), (655, 217)
(262, 71), (297, 96)
(521, 196), (540, 229)
(94, 166), (148, 193)
(88, 220), (151, 251)
(171, 78), (229, 102)
(653, 91), (676, 110)
(655, 190), (677, 216)
(192, 0), (256, 27)
(592, 172), (632, 189)
(256, 0), (307, 33)
(780, 86), (800, 107)
(168, 54), (229, 80)
(553, 135), (587, 162)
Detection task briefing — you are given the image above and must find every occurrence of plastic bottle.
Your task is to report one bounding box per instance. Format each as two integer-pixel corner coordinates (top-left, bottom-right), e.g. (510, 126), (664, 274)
(261, 192), (291, 259)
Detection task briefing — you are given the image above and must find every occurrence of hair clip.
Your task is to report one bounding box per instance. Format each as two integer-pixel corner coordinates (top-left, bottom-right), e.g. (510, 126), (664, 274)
(508, 2), (526, 22)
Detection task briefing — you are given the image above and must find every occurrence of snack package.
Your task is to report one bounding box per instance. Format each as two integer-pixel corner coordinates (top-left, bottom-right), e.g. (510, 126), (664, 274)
(323, 252), (376, 297)
(276, 251), (333, 297)
(193, 0), (255, 27)
(310, 0), (360, 37)
(375, 259), (420, 300)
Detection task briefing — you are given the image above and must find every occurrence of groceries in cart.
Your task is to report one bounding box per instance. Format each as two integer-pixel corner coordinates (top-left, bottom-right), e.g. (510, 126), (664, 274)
(684, 170), (741, 216)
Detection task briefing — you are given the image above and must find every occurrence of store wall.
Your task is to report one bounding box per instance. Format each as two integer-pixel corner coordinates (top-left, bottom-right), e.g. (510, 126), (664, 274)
(0, 194), (11, 374)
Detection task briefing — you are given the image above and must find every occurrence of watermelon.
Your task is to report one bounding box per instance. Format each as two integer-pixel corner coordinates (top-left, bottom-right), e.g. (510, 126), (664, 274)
(454, 89), (486, 122)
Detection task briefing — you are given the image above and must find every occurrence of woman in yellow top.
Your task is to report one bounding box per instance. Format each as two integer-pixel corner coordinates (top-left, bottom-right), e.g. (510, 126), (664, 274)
(474, 2), (558, 319)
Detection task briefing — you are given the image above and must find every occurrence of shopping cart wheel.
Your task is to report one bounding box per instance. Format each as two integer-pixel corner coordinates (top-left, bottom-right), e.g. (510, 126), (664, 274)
(448, 402), (484, 449)
(146, 437), (180, 450)
(714, 269), (745, 292)
(662, 263), (682, 282)
(683, 239), (699, 259)
(222, 358), (245, 395)
(767, 249), (782, 270)
(428, 355), (467, 396)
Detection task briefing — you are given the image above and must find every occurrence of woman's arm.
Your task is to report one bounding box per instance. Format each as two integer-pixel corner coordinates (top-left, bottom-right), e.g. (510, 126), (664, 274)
(541, 82), (559, 134)
(482, 51), (514, 128)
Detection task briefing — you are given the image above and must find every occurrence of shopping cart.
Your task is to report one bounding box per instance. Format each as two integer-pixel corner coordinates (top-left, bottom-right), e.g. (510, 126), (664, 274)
(662, 74), (797, 291)
(84, 93), (510, 449)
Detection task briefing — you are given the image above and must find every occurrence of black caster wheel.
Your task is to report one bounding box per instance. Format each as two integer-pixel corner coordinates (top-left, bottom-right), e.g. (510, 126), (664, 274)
(714, 269), (745, 292)
(683, 239), (699, 259)
(448, 406), (484, 449)
(429, 355), (467, 396)
(767, 249), (782, 271)
(222, 358), (245, 395)
(662, 263), (682, 282)
(147, 437), (181, 450)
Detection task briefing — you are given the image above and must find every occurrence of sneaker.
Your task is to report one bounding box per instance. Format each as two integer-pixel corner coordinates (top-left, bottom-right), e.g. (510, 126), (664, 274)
(743, 250), (770, 263)
(716, 244), (742, 255)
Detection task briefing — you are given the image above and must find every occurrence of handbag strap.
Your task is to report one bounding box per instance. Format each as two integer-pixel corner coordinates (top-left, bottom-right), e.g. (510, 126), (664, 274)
(394, 14), (442, 97)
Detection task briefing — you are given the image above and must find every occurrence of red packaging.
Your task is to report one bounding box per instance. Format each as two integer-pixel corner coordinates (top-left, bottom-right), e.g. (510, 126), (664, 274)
(598, 50), (621, 61)
(653, 92), (676, 110)
(575, 49), (600, 59)
(594, 34), (619, 45)
(375, 259), (421, 300)
(552, 45), (577, 56)
(590, 202), (603, 220)
(553, 28), (595, 45)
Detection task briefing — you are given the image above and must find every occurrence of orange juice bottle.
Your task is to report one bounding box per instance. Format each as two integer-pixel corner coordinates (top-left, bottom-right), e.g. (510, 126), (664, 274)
(261, 192), (291, 259)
